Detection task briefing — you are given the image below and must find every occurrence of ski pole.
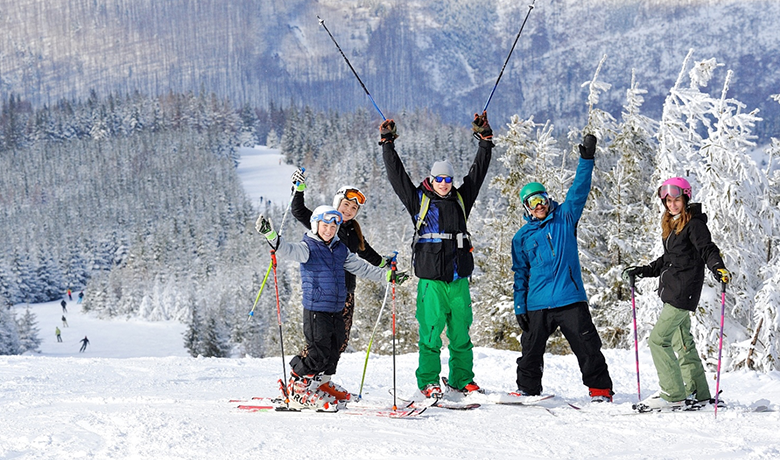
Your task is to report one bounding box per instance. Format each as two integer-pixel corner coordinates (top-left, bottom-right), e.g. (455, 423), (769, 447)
(271, 249), (290, 406)
(482, 0), (536, 113)
(317, 16), (386, 121)
(248, 168), (304, 318)
(629, 275), (641, 402)
(357, 282), (391, 401)
(714, 281), (727, 418)
(357, 251), (398, 400)
(390, 254), (398, 411)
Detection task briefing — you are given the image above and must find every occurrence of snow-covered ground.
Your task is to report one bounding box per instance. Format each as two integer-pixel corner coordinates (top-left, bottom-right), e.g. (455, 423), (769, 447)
(236, 146), (298, 211)
(5, 299), (780, 459)
(3, 146), (780, 459)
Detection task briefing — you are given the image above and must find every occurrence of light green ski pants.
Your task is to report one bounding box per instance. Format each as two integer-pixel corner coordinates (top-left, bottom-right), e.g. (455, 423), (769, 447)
(415, 277), (474, 390)
(649, 303), (711, 402)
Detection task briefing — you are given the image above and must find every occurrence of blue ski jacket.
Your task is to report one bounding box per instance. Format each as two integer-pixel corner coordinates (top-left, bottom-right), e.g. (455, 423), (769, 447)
(511, 158), (594, 315)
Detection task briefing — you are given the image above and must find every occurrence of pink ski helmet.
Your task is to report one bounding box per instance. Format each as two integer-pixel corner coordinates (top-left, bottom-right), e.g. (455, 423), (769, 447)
(658, 177), (692, 201)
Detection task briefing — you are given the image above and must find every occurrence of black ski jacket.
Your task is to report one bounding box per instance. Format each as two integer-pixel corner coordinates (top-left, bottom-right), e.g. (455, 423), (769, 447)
(382, 138), (492, 282)
(639, 203), (726, 311)
(291, 191), (383, 293)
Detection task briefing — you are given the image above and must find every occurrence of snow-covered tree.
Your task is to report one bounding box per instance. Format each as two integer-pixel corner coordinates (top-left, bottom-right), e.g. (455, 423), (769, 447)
(16, 307), (42, 353)
(0, 307), (22, 355)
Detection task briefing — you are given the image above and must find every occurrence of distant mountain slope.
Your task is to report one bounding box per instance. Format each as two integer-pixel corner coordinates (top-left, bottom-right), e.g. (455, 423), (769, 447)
(1, 0), (778, 139)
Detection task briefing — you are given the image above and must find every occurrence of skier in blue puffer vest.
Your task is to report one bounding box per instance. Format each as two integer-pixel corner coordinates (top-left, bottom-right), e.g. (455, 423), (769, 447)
(511, 134), (614, 403)
(256, 205), (408, 411)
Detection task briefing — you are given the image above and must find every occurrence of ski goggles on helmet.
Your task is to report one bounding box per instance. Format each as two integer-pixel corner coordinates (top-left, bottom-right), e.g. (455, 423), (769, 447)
(658, 184), (688, 199)
(433, 176), (453, 184)
(313, 210), (343, 225)
(524, 192), (549, 210)
(342, 188), (366, 205)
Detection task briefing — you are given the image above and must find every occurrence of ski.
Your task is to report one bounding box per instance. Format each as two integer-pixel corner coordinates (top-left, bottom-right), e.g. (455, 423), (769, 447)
(233, 397), (424, 417)
(236, 402), (423, 417)
(389, 388), (481, 411)
(440, 377), (554, 406)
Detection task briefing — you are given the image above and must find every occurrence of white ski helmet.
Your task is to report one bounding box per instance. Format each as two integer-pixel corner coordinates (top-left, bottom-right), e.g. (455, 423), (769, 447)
(332, 186), (367, 213)
(310, 205), (344, 234)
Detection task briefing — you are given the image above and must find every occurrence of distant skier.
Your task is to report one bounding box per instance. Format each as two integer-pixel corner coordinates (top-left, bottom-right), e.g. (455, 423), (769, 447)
(79, 336), (90, 352)
(61, 300), (68, 313)
(77, 291), (84, 304)
(62, 315), (69, 327)
(55, 327), (62, 343)
(67, 289), (72, 301)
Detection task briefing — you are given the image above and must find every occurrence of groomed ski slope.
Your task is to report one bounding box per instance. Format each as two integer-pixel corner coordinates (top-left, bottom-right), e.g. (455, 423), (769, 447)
(3, 147), (779, 460)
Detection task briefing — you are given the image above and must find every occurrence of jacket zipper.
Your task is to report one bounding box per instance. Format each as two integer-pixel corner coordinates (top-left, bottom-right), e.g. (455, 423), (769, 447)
(546, 233), (555, 257)
(568, 267), (580, 291)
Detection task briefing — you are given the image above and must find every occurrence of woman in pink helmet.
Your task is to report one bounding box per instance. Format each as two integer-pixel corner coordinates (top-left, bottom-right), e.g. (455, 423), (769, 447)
(623, 177), (731, 412)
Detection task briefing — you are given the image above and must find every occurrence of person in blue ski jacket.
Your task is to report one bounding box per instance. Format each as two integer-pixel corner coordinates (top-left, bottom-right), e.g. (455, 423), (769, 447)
(511, 134), (613, 402)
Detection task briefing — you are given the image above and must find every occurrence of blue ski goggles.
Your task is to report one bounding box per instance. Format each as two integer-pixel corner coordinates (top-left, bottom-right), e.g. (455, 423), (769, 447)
(433, 176), (453, 183)
(312, 210), (343, 225)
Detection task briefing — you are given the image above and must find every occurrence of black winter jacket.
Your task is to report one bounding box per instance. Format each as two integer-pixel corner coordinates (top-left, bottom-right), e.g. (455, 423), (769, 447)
(291, 191), (383, 293)
(382, 139), (492, 282)
(639, 203), (726, 311)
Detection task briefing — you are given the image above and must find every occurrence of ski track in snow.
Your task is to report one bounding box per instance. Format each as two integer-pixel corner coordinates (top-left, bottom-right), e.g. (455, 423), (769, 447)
(4, 147), (780, 459)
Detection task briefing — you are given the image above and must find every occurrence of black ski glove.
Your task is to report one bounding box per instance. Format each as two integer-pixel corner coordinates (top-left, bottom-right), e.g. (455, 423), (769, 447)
(579, 134), (597, 159)
(472, 111), (493, 141)
(621, 266), (646, 285)
(516, 313), (530, 333)
(379, 119), (398, 145)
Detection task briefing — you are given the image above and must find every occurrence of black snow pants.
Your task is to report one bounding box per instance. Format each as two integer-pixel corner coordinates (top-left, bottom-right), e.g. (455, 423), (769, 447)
(516, 302), (612, 395)
(290, 308), (346, 377)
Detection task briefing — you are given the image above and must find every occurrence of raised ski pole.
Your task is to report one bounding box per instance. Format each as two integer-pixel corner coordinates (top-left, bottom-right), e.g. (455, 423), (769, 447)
(248, 168), (304, 318)
(390, 254), (399, 411)
(482, 0), (536, 113)
(714, 281), (727, 418)
(318, 15), (386, 121)
(629, 274), (641, 401)
(357, 281), (392, 401)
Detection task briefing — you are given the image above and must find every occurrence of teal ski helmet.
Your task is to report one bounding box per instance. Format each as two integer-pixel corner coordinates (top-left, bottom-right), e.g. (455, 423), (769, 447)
(520, 182), (547, 203)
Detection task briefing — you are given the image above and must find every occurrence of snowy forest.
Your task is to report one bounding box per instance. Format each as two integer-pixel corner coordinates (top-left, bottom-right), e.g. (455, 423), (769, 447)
(2, 0), (780, 141)
(3, 47), (780, 373)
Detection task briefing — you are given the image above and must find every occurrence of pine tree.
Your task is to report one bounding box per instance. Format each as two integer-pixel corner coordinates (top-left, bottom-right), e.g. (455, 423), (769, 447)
(16, 307), (42, 353)
(0, 307), (22, 355)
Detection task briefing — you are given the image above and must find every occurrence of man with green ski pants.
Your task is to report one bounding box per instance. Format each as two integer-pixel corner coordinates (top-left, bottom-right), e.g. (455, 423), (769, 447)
(380, 112), (493, 399)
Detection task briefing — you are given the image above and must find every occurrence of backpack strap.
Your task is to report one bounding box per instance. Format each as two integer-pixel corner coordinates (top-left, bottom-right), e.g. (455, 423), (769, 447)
(413, 192), (468, 248)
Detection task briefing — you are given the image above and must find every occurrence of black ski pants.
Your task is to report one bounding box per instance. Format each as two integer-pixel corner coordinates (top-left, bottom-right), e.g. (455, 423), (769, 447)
(290, 308), (346, 377)
(516, 302), (612, 395)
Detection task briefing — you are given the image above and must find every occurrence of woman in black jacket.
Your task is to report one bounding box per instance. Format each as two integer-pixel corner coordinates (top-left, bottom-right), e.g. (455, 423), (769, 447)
(624, 177), (731, 411)
(289, 171), (389, 397)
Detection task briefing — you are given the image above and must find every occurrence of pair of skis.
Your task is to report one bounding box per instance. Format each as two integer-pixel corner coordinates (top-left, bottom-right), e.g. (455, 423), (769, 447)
(232, 397), (425, 418)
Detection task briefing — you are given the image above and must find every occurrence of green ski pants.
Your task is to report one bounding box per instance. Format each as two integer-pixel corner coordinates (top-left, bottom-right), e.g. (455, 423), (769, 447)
(649, 303), (711, 402)
(415, 277), (474, 390)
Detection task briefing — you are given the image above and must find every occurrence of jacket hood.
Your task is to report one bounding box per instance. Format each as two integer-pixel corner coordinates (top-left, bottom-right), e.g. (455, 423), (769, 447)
(687, 202), (707, 224)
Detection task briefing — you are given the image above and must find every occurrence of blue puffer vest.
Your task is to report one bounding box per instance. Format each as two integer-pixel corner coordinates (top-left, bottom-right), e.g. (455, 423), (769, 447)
(301, 234), (349, 312)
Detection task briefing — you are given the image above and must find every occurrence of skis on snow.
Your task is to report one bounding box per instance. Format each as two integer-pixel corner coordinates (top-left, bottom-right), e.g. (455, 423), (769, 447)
(232, 396), (425, 418)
